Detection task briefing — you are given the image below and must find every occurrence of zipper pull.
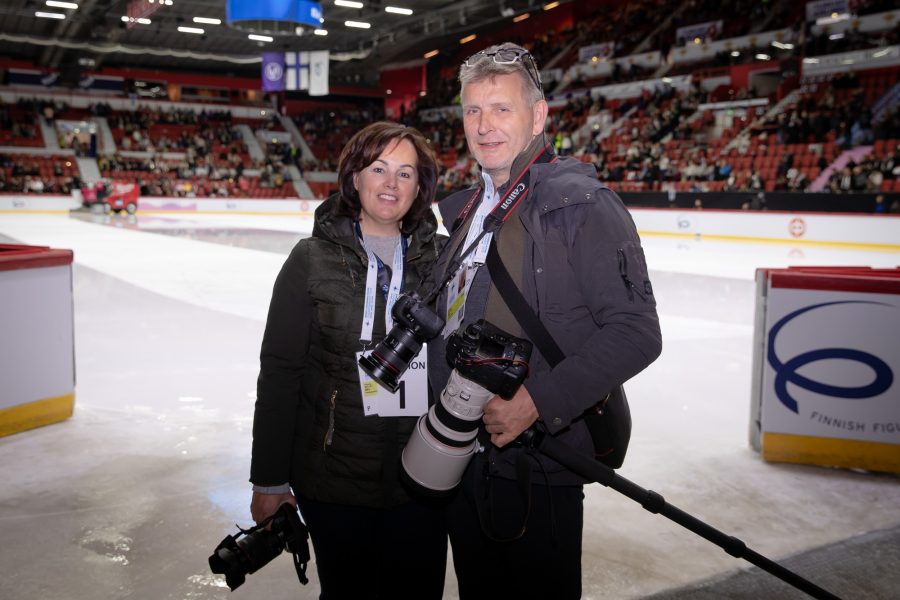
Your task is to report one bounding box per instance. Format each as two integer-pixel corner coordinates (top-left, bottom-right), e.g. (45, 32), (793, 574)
(323, 389), (337, 449)
(617, 248), (646, 302)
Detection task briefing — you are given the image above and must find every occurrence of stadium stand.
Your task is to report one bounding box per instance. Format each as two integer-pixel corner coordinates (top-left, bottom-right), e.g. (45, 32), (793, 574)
(0, 0), (897, 212)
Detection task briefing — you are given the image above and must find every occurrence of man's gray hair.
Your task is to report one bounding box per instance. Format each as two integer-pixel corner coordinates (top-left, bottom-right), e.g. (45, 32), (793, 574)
(459, 42), (544, 106)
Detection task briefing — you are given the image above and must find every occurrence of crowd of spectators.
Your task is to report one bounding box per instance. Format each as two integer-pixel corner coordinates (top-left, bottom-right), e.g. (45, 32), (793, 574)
(0, 99), (41, 143)
(108, 107), (242, 154)
(824, 143), (900, 194)
(291, 106), (379, 171)
(0, 153), (80, 194)
(754, 77), (899, 149)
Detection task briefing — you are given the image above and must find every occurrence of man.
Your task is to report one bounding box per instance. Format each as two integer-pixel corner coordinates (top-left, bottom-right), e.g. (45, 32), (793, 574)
(427, 43), (662, 599)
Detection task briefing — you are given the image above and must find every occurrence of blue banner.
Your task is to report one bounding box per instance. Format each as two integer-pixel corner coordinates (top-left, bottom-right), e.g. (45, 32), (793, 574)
(262, 52), (285, 92)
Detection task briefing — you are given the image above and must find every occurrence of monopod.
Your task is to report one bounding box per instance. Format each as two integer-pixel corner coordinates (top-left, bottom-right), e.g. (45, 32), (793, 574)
(517, 428), (843, 600)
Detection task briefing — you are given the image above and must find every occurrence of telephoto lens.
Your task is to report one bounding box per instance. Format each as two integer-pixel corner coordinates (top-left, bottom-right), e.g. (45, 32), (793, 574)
(401, 320), (532, 492)
(402, 368), (495, 491)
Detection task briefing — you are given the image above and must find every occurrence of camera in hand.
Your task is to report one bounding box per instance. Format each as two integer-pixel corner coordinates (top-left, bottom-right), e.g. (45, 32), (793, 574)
(208, 502), (310, 591)
(358, 293), (446, 393)
(402, 320), (532, 492)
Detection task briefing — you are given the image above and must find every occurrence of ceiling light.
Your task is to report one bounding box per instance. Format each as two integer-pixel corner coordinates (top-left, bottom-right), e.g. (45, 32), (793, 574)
(193, 17), (221, 25)
(344, 20), (371, 29)
(335, 0), (363, 7)
(829, 33), (845, 41)
(46, 1), (78, 8)
(543, 1), (560, 9)
(755, 53), (771, 60)
(385, 6), (412, 15)
(314, 29), (328, 35)
(36, 11), (66, 18)
(873, 48), (890, 58)
(460, 34), (476, 44)
(731, 50), (740, 57)
(177, 26), (204, 34)
(249, 34), (273, 42)
(513, 13), (530, 22)
(424, 49), (439, 59)
(137, 17), (150, 24)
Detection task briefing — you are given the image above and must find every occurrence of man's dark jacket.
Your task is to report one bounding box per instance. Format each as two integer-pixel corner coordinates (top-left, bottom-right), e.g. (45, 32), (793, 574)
(430, 151), (662, 485)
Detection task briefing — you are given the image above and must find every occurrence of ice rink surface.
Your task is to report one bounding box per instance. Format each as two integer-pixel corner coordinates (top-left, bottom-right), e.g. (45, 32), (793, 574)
(1, 210), (898, 600)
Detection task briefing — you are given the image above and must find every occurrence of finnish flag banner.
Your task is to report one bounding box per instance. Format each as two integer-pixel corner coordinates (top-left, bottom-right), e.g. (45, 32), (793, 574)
(261, 52), (285, 92)
(285, 51), (309, 91)
(278, 51), (329, 95)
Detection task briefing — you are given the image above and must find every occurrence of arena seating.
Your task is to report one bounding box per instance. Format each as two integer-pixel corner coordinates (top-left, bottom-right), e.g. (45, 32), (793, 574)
(0, 0), (898, 208)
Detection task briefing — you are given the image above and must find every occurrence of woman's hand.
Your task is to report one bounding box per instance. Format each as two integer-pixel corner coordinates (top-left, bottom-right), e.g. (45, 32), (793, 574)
(250, 491), (297, 525)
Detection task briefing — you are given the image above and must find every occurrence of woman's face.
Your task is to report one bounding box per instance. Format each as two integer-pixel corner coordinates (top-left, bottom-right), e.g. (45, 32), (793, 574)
(353, 138), (419, 236)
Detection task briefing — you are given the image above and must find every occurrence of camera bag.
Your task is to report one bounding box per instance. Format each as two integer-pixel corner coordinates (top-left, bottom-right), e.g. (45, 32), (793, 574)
(486, 242), (631, 469)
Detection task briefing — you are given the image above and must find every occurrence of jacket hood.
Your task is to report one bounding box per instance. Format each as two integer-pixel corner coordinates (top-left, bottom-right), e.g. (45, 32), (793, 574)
(312, 195), (357, 249)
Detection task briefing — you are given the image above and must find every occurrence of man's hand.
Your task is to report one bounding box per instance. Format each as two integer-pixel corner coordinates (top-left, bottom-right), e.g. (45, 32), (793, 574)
(482, 385), (539, 448)
(251, 491), (297, 525)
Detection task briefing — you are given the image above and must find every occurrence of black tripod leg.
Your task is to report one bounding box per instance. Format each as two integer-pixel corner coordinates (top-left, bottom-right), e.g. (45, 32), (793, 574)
(524, 429), (843, 600)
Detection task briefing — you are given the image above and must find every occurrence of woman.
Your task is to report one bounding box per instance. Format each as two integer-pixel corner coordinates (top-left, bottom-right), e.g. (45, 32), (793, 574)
(249, 122), (446, 599)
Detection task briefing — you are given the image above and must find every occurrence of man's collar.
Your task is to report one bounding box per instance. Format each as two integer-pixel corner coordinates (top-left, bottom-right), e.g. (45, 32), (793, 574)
(509, 134), (554, 180)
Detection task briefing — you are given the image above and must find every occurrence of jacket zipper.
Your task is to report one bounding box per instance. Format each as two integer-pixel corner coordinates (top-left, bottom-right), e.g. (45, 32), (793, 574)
(323, 389), (337, 450)
(617, 248), (647, 302)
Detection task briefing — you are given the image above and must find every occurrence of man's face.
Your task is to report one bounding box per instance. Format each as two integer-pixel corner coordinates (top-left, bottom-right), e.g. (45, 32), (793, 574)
(461, 72), (548, 186)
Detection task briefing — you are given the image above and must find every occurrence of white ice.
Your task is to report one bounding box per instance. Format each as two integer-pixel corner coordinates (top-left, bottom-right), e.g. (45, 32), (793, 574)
(0, 211), (898, 600)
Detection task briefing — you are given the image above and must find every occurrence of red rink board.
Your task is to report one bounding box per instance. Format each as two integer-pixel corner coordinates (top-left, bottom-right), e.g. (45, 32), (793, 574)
(0, 245), (74, 272)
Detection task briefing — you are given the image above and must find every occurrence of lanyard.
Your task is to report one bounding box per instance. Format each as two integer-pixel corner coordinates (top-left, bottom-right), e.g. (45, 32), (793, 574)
(460, 172), (500, 268)
(356, 223), (407, 344)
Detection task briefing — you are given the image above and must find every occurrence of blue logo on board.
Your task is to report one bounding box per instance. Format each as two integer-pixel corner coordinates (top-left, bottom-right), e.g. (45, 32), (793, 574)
(767, 301), (894, 413)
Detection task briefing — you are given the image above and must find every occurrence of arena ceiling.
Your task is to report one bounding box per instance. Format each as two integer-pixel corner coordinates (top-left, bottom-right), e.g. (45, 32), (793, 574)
(0, 0), (546, 87)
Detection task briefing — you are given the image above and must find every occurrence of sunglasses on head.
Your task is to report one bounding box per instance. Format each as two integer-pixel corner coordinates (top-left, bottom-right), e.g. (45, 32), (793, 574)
(463, 47), (544, 99)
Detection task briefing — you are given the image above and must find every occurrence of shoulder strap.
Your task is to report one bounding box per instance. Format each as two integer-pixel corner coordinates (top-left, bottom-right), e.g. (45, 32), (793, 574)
(486, 240), (565, 367)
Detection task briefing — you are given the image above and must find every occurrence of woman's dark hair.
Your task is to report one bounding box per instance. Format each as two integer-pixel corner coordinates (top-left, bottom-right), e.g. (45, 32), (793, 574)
(336, 121), (438, 235)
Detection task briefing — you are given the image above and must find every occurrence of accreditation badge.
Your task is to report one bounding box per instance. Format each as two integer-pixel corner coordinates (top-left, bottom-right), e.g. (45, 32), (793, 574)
(443, 264), (478, 338)
(355, 346), (429, 417)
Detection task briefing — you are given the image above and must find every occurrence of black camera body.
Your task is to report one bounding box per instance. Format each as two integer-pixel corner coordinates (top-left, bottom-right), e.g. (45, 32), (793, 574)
(358, 293), (445, 392)
(447, 320), (533, 399)
(208, 503), (310, 591)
